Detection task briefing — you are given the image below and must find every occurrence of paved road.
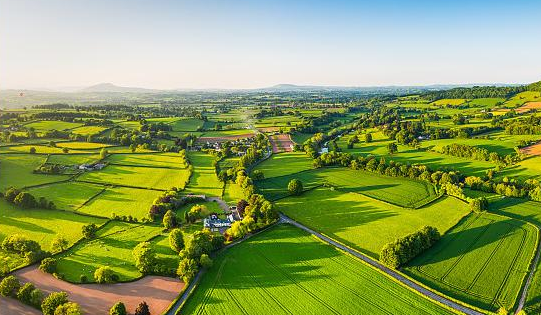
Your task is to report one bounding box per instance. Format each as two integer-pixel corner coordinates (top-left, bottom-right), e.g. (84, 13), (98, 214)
(279, 213), (484, 315)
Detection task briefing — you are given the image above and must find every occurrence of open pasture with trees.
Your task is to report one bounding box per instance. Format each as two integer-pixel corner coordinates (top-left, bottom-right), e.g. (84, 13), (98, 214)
(277, 188), (468, 258)
(251, 151), (314, 179)
(184, 151), (223, 197)
(23, 120), (83, 132)
(0, 154), (70, 190)
(27, 182), (104, 211)
(0, 199), (106, 271)
(55, 141), (112, 150)
(55, 221), (170, 283)
(404, 212), (537, 311)
(106, 152), (187, 168)
(180, 224), (457, 315)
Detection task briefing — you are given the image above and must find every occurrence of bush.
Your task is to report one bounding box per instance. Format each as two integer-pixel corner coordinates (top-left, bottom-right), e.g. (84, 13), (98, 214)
(132, 242), (156, 274)
(2, 234), (41, 255)
(40, 258), (58, 274)
(79, 275), (88, 283)
(41, 291), (69, 315)
(470, 197), (489, 212)
(54, 302), (82, 315)
(134, 301), (150, 315)
(82, 223), (98, 239)
(163, 210), (177, 229)
(0, 275), (21, 297)
(380, 226), (440, 268)
(288, 179), (303, 196)
(177, 258), (199, 283)
(17, 282), (35, 304)
(200, 254), (213, 268)
(4, 187), (21, 203)
(13, 192), (38, 208)
(94, 266), (117, 284)
(169, 229), (185, 252)
(109, 302), (127, 315)
(30, 288), (44, 307)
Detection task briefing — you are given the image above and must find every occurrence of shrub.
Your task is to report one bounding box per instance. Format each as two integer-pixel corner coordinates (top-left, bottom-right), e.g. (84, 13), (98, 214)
(287, 179), (303, 196)
(79, 275), (88, 283)
(109, 302), (127, 315)
(2, 234), (41, 254)
(41, 291), (69, 315)
(132, 242), (156, 274)
(40, 258), (58, 274)
(54, 302), (82, 315)
(0, 275), (21, 297)
(13, 192), (38, 208)
(177, 258), (199, 283)
(380, 226), (440, 268)
(82, 223), (98, 239)
(51, 234), (69, 253)
(470, 197), (489, 212)
(163, 210), (177, 229)
(169, 229), (185, 252)
(94, 266), (117, 284)
(30, 288), (44, 307)
(17, 282), (35, 304)
(134, 301), (150, 315)
(200, 254), (213, 269)
(4, 187), (21, 203)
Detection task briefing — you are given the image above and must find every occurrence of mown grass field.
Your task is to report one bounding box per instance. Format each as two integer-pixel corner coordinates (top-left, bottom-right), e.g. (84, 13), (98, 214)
(201, 129), (254, 137)
(77, 164), (190, 190)
(47, 153), (100, 165)
(0, 199), (106, 270)
(256, 167), (438, 208)
(278, 188), (468, 258)
(24, 120), (83, 132)
(70, 125), (108, 136)
(170, 118), (204, 132)
(77, 187), (163, 219)
(252, 151), (313, 179)
(0, 154), (70, 190)
(184, 151), (223, 197)
(55, 141), (112, 150)
(107, 152), (187, 168)
(0, 144), (88, 154)
(180, 224), (457, 315)
(28, 182), (104, 211)
(404, 212), (537, 312)
(55, 221), (168, 282)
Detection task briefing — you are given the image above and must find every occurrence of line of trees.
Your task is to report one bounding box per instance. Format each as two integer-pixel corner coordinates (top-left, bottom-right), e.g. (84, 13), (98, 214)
(2, 187), (56, 209)
(440, 143), (517, 164)
(380, 226), (440, 268)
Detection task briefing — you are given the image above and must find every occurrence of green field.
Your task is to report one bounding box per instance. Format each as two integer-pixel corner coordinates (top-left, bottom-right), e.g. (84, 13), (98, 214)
(0, 199), (106, 270)
(404, 212), (537, 311)
(77, 164), (190, 190)
(278, 188), (468, 258)
(55, 221), (168, 282)
(70, 125), (108, 136)
(184, 151), (223, 197)
(47, 153), (100, 165)
(252, 151), (313, 179)
(27, 182), (104, 211)
(180, 224), (457, 315)
(0, 154), (70, 190)
(24, 120), (83, 132)
(56, 142), (112, 150)
(107, 152), (187, 168)
(170, 118), (204, 132)
(77, 186), (163, 219)
(201, 129), (254, 137)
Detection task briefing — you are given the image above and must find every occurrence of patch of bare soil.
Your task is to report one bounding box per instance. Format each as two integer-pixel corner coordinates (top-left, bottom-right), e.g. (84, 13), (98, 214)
(521, 141), (541, 156)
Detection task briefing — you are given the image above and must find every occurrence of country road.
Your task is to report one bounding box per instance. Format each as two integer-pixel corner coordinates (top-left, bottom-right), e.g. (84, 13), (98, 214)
(279, 213), (484, 315)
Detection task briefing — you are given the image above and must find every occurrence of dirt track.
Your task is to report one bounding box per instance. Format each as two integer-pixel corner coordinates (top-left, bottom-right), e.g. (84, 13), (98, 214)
(1, 295), (41, 315)
(9, 266), (184, 315)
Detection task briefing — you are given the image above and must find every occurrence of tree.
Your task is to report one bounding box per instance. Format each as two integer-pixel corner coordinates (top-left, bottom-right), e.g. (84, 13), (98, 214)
(40, 257), (58, 274)
(132, 242), (156, 274)
(29, 147), (36, 154)
(13, 192), (37, 208)
(163, 210), (176, 229)
(41, 292), (69, 315)
(109, 302), (127, 315)
(187, 204), (205, 223)
(94, 266), (117, 284)
(387, 142), (398, 155)
(134, 301), (150, 315)
(30, 288), (44, 307)
(17, 282), (36, 304)
(82, 223), (98, 239)
(252, 170), (264, 180)
(54, 302), (82, 315)
(237, 199), (249, 216)
(365, 133), (373, 143)
(51, 234), (69, 253)
(169, 229), (185, 252)
(4, 187), (21, 203)
(177, 258), (199, 283)
(62, 147), (69, 154)
(288, 179), (303, 196)
(200, 254), (213, 268)
(100, 148), (109, 159)
(470, 197), (489, 212)
(0, 275), (20, 297)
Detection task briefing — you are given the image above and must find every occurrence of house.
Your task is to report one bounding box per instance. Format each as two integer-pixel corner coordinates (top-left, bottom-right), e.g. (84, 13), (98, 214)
(320, 147), (329, 154)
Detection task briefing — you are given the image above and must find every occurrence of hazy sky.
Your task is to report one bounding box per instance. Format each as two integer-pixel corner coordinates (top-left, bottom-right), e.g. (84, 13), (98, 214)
(1, 0), (541, 90)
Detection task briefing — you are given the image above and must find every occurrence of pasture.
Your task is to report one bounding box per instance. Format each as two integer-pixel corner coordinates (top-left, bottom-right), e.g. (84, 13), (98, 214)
(184, 151), (223, 197)
(0, 154), (69, 190)
(107, 152), (187, 168)
(404, 212), (537, 311)
(181, 224), (457, 315)
(27, 182), (104, 211)
(277, 188), (468, 258)
(70, 125), (108, 136)
(252, 151), (313, 179)
(55, 221), (167, 282)
(24, 120), (83, 132)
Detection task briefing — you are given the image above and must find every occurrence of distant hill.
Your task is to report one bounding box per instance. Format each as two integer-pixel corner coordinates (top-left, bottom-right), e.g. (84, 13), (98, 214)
(79, 83), (162, 93)
(527, 81), (541, 92)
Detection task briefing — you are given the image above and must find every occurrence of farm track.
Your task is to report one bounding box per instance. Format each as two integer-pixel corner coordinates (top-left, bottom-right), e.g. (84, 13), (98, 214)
(279, 213), (484, 315)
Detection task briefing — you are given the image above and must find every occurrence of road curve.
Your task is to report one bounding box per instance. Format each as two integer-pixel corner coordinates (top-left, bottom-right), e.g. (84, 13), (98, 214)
(279, 213), (484, 315)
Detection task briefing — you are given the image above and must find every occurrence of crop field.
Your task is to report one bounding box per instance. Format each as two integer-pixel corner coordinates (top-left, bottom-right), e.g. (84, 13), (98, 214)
(55, 141), (112, 150)
(70, 125), (108, 136)
(170, 118), (204, 131)
(0, 199), (106, 270)
(24, 120), (83, 131)
(27, 182), (104, 211)
(278, 188), (468, 257)
(55, 221), (167, 282)
(181, 224), (457, 315)
(201, 129), (254, 137)
(77, 186), (163, 219)
(77, 164), (190, 190)
(0, 154), (70, 190)
(252, 151), (313, 178)
(106, 152), (187, 168)
(503, 91), (541, 107)
(404, 212), (537, 311)
(257, 167), (438, 208)
(184, 151), (223, 197)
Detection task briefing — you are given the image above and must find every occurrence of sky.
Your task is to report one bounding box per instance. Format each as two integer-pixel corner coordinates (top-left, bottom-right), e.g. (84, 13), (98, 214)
(1, 0), (541, 90)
